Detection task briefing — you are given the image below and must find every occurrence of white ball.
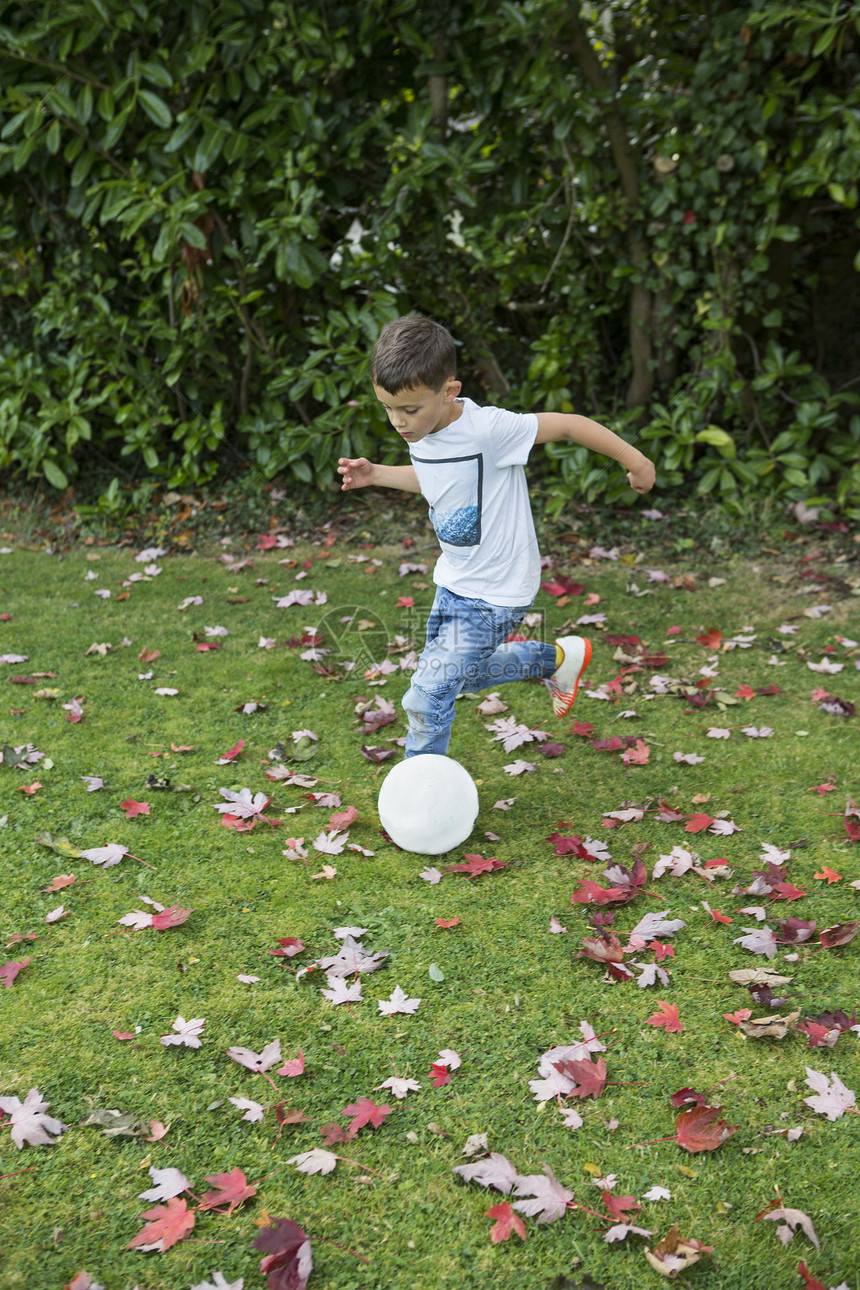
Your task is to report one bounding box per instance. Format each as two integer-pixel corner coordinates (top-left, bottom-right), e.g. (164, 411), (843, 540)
(377, 755), (479, 855)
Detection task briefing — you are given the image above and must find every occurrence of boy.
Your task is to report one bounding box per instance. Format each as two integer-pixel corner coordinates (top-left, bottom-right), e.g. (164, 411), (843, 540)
(337, 315), (655, 759)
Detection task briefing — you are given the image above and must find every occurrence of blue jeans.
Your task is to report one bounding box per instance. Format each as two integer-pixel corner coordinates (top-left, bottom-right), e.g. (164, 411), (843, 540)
(402, 586), (557, 758)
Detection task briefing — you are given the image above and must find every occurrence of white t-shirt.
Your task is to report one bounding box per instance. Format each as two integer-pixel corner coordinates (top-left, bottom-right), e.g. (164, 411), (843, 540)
(409, 398), (540, 607)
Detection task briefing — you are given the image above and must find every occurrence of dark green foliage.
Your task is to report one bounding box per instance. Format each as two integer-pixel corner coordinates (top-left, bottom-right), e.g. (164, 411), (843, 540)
(1, 0), (859, 513)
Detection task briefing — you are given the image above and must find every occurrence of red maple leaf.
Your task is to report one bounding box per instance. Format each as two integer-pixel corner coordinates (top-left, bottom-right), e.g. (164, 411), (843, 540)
(269, 937), (305, 958)
(138, 647), (160, 663)
(769, 882), (807, 902)
(221, 813), (257, 831)
(734, 684), (755, 700)
(620, 739), (650, 765)
(669, 1087), (711, 1108)
(428, 1064), (451, 1087)
(570, 879), (636, 907)
(150, 906), (193, 930)
(795, 1021), (835, 1048)
(813, 867), (842, 883)
(541, 576), (584, 597)
(695, 628), (722, 648)
(276, 1050), (305, 1077)
(602, 1190), (642, 1221)
(119, 799), (150, 818)
(546, 832), (589, 857)
(684, 812), (715, 834)
(127, 1196), (195, 1251)
(486, 1201), (527, 1243)
(217, 739), (245, 762)
(842, 800), (860, 842)
(320, 1121), (352, 1146)
(553, 1054), (607, 1100)
(722, 1009), (752, 1025)
(569, 721), (595, 737)
(797, 1263), (827, 1290)
(808, 782), (837, 796)
(443, 854), (508, 877)
(0, 958), (30, 988)
(253, 1218), (313, 1290)
(341, 1097), (392, 1136)
(197, 1167), (258, 1215)
(674, 1104), (738, 1153)
(646, 1001), (683, 1032)
(435, 917), (460, 928)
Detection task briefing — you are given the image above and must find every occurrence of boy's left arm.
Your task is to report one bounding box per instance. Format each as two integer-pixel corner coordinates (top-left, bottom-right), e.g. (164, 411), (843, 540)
(534, 413), (656, 494)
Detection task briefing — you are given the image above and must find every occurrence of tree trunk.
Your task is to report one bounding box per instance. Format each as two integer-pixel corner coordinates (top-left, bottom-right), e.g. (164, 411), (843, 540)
(567, 7), (653, 410)
(428, 29), (448, 139)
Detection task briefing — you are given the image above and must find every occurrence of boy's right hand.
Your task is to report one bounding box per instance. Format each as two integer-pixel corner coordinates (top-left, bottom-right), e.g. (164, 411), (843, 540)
(337, 457), (375, 490)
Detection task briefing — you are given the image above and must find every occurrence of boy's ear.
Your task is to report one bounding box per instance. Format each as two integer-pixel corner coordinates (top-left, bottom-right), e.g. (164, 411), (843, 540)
(444, 378), (462, 401)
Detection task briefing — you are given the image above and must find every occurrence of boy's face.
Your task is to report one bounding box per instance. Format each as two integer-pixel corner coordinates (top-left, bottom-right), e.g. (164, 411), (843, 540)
(373, 379), (462, 444)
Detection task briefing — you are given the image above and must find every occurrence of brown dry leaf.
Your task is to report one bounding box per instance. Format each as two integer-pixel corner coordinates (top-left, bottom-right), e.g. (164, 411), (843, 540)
(728, 968), (794, 988)
(737, 1010), (800, 1039)
(644, 1226), (714, 1278)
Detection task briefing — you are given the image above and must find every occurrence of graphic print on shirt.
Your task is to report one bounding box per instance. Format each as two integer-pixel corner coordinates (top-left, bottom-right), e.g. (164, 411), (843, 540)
(411, 452), (483, 549)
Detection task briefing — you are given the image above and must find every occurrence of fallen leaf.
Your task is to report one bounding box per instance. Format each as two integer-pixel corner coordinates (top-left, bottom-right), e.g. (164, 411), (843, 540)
(127, 1196), (195, 1252)
(197, 1167), (258, 1215)
(119, 799), (150, 818)
(287, 1148), (337, 1176)
(253, 1218), (313, 1290)
(756, 1201), (820, 1249)
(486, 1201), (527, 1243)
(674, 1104), (739, 1152)
(0, 1087), (67, 1147)
(453, 1153), (519, 1194)
(645, 1002), (683, 1033)
(737, 1010), (800, 1039)
(644, 1226), (714, 1277)
(512, 1164), (575, 1224)
(341, 1097), (392, 1135)
(803, 1067), (857, 1120)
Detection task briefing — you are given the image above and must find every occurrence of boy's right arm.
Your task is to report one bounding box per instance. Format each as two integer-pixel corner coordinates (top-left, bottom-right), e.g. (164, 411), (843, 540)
(337, 457), (422, 493)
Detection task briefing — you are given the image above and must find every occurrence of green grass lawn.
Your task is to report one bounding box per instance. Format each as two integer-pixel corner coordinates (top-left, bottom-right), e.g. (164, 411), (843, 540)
(0, 509), (859, 1290)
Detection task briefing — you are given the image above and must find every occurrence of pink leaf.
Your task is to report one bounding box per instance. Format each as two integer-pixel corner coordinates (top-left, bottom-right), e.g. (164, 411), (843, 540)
(119, 798), (150, 818)
(645, 1001), (683, 1032)
(0, 958), (30, 989)
(150, 905), (193, 930)
(341, 1097), (393, 1135)
(276, 1049), (305, 1078)
(486, 1200), (527, 1243)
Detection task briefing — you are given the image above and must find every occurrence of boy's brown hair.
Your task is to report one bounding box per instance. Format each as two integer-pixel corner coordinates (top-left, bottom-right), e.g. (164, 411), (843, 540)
(370, 315), (457, 394)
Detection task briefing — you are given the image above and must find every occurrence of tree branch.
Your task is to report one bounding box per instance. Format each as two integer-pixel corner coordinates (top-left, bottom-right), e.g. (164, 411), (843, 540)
(566, 6), (653, 410)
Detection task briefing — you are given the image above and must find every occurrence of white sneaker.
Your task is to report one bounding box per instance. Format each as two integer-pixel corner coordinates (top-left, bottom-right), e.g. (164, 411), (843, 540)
(546, 636), (592, 717)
